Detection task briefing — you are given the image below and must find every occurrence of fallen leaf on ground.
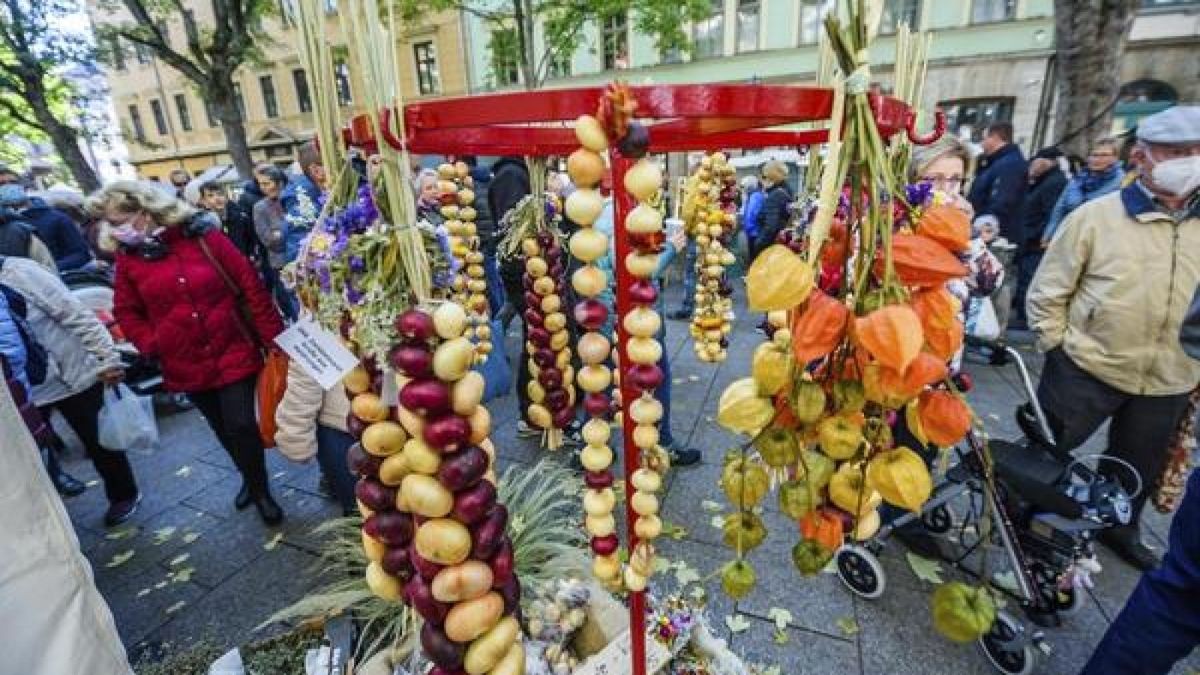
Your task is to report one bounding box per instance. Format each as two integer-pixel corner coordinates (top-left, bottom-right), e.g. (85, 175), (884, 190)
(992, 570), (1019, 594)
(835, 616), (860, 636)
(86, 480), (100, 488)
(688, 586), (707, 602)
(773, 629), (789, 645)
(905, 552), (944, 585)
(709, 515), (726, 530)
(181, 532), (200, 544)
(170, 566), (195, 583)
(136, 588), (152, 598)
(687, 375), (701, 382)
(105, 550), (134, 568)
(105, 526), (137, 540)
(767, 607), (793, 632)
(174, 465), (192, 478)
(263, 532), (284, 551)
(672, 378), (684, 385)
(168, 553), (190, 567)
(700, 500), (722, 512)
(152, 527), (177, 545)
(674, 564), (701, 587)
(666, 523), (688, 540)
(165, 601), (186, 614)
(724, 614), (751, 634)
(272, 471), (286, 479)
(154, 580), (168, 589)
(653, 557), (672, 574)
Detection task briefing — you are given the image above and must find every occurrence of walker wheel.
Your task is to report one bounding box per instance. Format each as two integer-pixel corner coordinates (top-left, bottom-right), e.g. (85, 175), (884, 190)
(835, 544), (886, 600)
(921, 503), (954, 534)
(979, 610), (1037, 675)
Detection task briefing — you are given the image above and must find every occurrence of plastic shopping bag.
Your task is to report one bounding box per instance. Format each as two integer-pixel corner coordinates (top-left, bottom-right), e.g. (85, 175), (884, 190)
(97, 383), (159, 454)
(256, 351), (290, 448)
(965, 296), (1000, 342)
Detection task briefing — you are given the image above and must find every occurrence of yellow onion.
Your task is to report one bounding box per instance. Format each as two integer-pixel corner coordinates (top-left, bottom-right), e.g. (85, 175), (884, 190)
(623, 160), (663, 202)
(577, 332), (611, 365)
(627, 336), (662, 365)
(570, 227), (609, 262)
(572, 265), (608, 298)
(623, 307), (661, 338)
(566, 189), (605, 225)
(625, 204), (663, 234)
(575, 114), (609, 152)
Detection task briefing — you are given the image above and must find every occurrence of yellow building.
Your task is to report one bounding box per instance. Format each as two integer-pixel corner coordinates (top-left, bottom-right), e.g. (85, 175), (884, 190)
(88, 3), (470, 181)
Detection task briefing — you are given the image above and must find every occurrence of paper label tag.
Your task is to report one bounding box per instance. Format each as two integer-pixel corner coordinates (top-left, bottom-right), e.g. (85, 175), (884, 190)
(574, 629), (671, 675)
(273, 317), (359, 391)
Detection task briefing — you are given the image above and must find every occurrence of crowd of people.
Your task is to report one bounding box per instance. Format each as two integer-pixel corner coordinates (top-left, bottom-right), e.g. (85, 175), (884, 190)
(0, 103), (1197, 673)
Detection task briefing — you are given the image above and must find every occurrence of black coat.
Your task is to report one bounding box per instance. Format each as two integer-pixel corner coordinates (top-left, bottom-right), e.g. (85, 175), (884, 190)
(1016, 167), (1066, 252)
(219, 201), (265, 264)
(968, 142), (1028, 242)
(487, 157), (530, 234)
(22, 199), (92, 270)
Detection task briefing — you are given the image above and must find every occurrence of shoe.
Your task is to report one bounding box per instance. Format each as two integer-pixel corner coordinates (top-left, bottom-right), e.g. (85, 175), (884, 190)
(894, 524), (944, 560)
(1098, 527), (1160, 572)
(667, 309), (692, 321)
(516, 420), (541, 438)
(51, 469), (87, 498)
(234, 482), (252, 510)
(665, 443), (701, 467)
(104, 494), (142, 527)
(253, 492), (284, 526)
(989, 348), (1010, 366)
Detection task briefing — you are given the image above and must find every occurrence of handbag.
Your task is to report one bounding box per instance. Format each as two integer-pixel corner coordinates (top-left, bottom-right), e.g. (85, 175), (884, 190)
(196, 235), (288, 447)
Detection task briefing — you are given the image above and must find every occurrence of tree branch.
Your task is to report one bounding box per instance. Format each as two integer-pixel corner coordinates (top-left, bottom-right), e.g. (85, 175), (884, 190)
(114, 0), (209, 83)
(0, 96), (40, 129)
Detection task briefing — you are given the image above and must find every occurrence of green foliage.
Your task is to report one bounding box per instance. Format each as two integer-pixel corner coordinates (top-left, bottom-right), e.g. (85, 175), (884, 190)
(397, 0), (711, 87)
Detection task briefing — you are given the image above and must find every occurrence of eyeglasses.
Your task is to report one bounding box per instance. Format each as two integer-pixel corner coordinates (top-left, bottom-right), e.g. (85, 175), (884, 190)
(920, 175), (963, 189)
(1147, 143), (1200, 161)
(1088, 151), (1116, 158)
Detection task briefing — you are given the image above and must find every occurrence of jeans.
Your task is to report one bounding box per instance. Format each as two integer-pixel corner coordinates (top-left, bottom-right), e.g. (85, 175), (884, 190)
(190, 375), (271, 497)
(676, 240), (697, 316)
(1037, 348), (1191, 524)
(41, 383), (139, 503)
(483, 251), (505, 317)
(1080, 470), (1200, 675)
(315, 425), (357, 514)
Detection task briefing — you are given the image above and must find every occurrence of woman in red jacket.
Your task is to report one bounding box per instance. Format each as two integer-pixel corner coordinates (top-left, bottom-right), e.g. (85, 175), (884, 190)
(87, 181), (286, 525)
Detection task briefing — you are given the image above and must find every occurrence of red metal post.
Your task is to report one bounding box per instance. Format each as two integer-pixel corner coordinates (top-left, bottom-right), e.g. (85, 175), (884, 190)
(609, 151), (647, 675)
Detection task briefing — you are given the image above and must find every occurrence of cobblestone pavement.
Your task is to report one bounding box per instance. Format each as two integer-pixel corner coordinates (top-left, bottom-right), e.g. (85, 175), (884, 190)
(57, 285), (1200, 674)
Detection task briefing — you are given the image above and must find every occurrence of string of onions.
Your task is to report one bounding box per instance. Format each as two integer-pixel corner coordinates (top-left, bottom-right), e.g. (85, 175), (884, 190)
(684, 152), (738, 363)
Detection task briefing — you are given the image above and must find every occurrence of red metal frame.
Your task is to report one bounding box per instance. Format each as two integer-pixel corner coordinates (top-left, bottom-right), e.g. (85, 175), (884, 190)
(343, 82), (930, 675)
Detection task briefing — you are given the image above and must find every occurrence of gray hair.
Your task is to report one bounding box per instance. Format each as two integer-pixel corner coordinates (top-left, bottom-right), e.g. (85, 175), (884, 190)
(85, 180), (197, 227)
(910, 135), (973, 182)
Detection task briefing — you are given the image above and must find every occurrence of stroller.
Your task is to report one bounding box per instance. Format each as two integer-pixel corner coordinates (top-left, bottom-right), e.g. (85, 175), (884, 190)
(833, 346), (1140, 675)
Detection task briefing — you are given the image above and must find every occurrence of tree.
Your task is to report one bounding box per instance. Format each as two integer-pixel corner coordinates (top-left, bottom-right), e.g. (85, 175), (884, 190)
(1051, 0), (1140, 157)
(401, 0), (712, 90)
(0, 0), (102, 191)
(94, 0), (274, 179)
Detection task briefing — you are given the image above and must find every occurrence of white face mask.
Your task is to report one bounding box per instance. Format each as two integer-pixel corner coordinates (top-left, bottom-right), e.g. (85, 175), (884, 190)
(1149, 155), (1200, 198)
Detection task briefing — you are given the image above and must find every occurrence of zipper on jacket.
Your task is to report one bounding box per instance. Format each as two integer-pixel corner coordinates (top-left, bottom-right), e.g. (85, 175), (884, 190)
(1144, 221), (1181, 394)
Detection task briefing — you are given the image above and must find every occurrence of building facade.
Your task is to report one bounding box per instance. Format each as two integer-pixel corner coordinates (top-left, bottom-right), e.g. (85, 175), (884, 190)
(462, 0), (1199, 152)
(89, 3), (471, 180)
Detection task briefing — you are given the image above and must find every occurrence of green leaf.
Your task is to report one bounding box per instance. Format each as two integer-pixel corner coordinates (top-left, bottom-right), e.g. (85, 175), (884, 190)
(905, 552), (944, 585)
(105, 550), (135, 568)
(264, 532), (284, 551)
(170, 566), (195, 583)
(724, 613), (751, 634)
(181, 532), (200, 545)
(666, 523), (688, 540)
(674, 563), (701, 587)
(688, 585), (707, 602)
(168, 553), (190, 567)
(710, 515), (726, 530)
(835, 616), (860, 636)
(773, 628), (789, 644)
(165, 601), (187, 615)
(766, 607), (793, 632)
(653, 557), (672, 574)
(701, 500), (722, 513)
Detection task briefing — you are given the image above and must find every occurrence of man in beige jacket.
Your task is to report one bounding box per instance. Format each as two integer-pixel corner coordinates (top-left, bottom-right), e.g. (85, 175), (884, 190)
(1028, 105), (1200, 571)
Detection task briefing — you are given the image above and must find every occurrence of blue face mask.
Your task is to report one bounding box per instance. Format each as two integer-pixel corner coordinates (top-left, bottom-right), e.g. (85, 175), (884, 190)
(0, 183), (26, 208)
(110, 223), (146, 247)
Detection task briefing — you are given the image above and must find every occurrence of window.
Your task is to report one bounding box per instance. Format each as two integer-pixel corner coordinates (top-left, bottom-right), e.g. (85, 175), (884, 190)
(413, 41), (440, 95)
(134, 42), (151, 64)
(489, 28), (520, 86)
(205, 100), (219, 127)
(149, 99), (168, 135)
(293, 69), (312, 113)
(174, 93), (192, 131)
(938, 97), (1015, 142)
(334, 60), (353, 105)
(233, 82), (247, 117)
(798, 0), (835, 45)
(602, 12), (629, 70)
(736, 0), (760, 53)
(971, 0), (1016, 23)
(260, 75), (279, 117)
(128, 104), (145, 141)
(693, 0), (724, 59)
(880, 0), (919, 34)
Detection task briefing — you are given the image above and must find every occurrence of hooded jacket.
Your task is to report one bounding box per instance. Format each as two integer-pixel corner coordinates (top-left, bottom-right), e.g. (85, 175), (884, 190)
(1042, 165), (1125, 242)
(0, 291), (27, 394)
(1028, 183), (1200, 395)
(281, 173), (323, 264)
(273, 358), (350, 462)
(1017, 166), (1067, 249)
(0, 255), (121, 406)
(21, 197), (92, 271)
(113, 227), (284, 392)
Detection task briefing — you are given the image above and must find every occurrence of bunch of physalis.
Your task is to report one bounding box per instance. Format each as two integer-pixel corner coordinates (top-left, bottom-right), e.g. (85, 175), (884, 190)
(715, 3), (979, 609)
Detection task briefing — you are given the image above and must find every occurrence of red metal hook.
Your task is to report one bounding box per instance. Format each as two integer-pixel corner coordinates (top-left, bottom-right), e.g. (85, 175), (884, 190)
(906, 108), (946, 145)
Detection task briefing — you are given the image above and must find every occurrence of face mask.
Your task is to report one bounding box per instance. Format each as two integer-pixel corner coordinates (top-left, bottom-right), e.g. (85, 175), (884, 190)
(1150, 155), (1200, 197)
(110, 223), (146, 247)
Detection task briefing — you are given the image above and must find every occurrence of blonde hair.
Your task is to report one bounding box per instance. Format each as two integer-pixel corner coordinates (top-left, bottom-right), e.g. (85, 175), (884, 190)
(910, 135), (973, 182)
(1091, 137), (1119, 154)
(85, 180), (197, 227)
(761, 160), (789, 185)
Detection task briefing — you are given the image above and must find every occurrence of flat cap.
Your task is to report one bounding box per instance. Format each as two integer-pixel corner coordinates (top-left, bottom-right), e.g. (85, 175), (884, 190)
(1137, 105), (1200, 144)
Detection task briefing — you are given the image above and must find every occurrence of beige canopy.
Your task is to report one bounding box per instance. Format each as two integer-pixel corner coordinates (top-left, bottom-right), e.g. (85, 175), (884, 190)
(0, 383), (131, 674)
